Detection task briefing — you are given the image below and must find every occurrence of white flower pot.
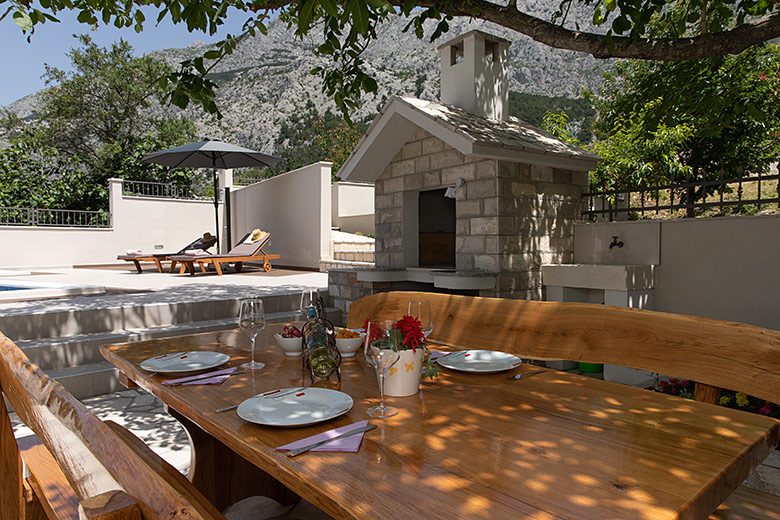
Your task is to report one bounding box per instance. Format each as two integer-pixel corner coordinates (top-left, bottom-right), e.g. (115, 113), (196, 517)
(384, 349), (424, 397)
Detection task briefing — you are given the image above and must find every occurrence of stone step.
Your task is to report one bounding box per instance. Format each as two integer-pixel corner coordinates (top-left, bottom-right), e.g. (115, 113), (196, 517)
(0, 288), (306, 342)
(35, 307), (341, 399)
(320, 259), (375, 272)
(334, 250), (375, 262)
(18, 307), (342, 371)
(48, 361), (120, 400)
(333, 242), (374, 252)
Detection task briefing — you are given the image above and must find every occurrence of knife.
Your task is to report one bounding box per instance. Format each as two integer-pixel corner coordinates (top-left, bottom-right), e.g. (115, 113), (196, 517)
(166, 370), (242, 386)
(287, 424), (377, 458)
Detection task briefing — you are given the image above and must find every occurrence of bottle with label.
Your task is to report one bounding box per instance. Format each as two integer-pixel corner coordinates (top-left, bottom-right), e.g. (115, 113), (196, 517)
(301, 295), (341, 386)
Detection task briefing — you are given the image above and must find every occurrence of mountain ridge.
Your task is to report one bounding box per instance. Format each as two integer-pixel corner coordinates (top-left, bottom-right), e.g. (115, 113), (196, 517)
(6, 11), (610, 155)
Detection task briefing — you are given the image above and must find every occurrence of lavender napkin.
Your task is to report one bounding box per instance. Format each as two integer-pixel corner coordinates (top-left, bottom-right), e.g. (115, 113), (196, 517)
(428, 350), (450, 361)
(162, 367), (238, 386)
(275, 420), (369, 453)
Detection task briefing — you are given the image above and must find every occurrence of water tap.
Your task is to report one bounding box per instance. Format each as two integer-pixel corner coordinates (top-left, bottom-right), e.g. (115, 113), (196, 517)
(609, 236), (624, 251)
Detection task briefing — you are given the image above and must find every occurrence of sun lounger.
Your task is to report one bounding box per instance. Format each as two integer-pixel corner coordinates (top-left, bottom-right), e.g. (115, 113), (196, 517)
(117, 233), (217, 273)
(170, 230), (279, 275)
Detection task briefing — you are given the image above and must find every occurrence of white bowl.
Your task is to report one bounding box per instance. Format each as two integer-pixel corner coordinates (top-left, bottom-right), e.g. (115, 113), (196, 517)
(274, 333), (303, 357)
(335, 333), (365, 358)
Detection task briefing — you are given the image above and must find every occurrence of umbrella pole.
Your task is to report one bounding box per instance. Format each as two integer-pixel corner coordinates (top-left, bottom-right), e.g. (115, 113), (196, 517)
(213, 166), (220, 254)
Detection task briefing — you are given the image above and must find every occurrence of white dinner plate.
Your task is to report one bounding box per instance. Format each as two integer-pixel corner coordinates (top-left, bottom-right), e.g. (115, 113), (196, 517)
(140, 351), (230, 373)
(237, 387), (354, 427)
(436, 350), (522, 374)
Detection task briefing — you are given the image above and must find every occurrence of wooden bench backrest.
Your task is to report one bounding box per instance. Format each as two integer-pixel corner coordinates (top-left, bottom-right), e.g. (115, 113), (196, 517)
(347, 291), (780, 405)
(0, 331), (226, 520)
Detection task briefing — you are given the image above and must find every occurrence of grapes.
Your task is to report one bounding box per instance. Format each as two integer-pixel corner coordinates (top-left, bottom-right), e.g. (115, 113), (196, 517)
(281, 326), (302, 338)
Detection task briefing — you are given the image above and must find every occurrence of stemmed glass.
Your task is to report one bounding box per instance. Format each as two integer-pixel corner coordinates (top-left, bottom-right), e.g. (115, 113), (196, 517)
(364, 320), (400, 418)
(239, 298), (266, 370)
(300, 288), (318, 319)
(408, 301), (434, 338)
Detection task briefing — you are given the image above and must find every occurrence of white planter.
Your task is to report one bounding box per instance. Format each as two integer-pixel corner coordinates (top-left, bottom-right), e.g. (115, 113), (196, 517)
(384, 349), (424, 397)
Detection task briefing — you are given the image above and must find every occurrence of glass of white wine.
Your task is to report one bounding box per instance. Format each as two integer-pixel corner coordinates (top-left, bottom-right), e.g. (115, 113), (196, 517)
(364, 320), (400, 418)
(408, 300), (434, 338)
(239, 298), (266, 370)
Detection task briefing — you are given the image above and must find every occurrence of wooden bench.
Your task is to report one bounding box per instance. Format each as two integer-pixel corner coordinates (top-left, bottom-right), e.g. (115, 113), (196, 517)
(0, 332), (302, 520)
(347, 290), (780, 519)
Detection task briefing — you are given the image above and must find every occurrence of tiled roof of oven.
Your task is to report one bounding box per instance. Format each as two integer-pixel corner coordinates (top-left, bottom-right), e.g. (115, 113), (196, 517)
(399, 97), (599, 161)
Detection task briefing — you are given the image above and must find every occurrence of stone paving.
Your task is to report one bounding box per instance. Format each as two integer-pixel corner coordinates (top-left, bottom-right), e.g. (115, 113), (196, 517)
(11, 387), (192, 475)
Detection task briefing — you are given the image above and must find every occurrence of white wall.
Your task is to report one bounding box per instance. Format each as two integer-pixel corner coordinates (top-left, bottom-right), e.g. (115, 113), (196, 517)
(331, 181), (375, 235)
(572, 215), (780, 330)
(0, 179), (215, 268)
(230, 162), (332, 270)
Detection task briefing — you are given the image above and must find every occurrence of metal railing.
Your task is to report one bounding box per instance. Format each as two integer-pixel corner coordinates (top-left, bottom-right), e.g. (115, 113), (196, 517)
(583, 170), (780, 221)
(0, 207), (111, 227)
(232, 174), (266, 186)
(122, 180), (212, 200)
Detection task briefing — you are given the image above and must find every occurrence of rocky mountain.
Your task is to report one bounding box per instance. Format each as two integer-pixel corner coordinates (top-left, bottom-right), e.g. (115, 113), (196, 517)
(7, 9), (610, 155)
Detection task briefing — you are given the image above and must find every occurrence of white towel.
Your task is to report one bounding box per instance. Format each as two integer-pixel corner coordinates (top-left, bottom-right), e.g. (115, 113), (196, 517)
(184, 249), (205, 256)
(125, 249), (143, 255)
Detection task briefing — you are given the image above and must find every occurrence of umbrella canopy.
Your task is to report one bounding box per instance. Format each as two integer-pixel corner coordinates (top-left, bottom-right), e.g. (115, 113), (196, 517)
(141, 138), (282, 170)
(141, 138), (282, 254)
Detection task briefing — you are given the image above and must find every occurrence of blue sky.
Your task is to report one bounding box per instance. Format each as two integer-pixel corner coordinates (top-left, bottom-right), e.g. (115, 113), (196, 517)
(1, 7), (251, 107)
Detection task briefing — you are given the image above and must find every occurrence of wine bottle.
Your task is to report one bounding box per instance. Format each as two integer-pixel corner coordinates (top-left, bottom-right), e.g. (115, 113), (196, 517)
(301, 296), (341, 385)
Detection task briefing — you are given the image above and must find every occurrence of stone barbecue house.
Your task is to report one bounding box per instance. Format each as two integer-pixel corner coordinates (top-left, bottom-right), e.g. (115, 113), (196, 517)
(329, 30), (600, 313)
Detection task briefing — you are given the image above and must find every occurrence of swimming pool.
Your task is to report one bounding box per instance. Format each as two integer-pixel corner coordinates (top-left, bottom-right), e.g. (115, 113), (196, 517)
(0, 279), (105, 301)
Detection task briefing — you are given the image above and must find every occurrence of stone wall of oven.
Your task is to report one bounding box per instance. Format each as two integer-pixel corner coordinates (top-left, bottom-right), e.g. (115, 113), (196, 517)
(373, 127), (588, 300)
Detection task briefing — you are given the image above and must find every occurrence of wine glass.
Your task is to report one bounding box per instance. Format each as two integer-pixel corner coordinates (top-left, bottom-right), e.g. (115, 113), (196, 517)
(239, 298), (266, 370)
(364, 321), (400, 418)
(300, 289), (318, 319)
(408, 300), (434, 338)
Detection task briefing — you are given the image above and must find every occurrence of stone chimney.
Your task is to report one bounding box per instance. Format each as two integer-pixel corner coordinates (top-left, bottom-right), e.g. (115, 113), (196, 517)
(438, 30), (511, 121)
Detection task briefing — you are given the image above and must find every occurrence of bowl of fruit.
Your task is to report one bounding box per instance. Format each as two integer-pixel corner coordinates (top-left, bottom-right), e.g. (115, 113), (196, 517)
(335, 328), (365, 358)
(275, 326), (303, 357)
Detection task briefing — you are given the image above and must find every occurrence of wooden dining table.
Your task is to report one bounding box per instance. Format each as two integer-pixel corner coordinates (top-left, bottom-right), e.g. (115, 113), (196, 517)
(100, 324), (779, 520)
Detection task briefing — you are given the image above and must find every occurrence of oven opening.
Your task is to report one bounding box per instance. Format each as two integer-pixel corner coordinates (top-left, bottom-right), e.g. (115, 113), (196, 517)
(418, 188), (456, 267)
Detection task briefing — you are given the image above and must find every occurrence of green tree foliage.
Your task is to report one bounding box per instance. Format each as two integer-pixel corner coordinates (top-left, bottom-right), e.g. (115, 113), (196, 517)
(6, 0), (780, 121)
(262, 103), (368, 180)
(0, 36), (198, 210)
(0, 131), (97, 209)
(589, 43), (780, 206)
(509, 92), (596, 142)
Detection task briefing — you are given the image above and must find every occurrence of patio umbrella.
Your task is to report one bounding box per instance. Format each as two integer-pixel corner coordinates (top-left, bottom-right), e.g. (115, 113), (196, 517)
(141, 138), (282, 253)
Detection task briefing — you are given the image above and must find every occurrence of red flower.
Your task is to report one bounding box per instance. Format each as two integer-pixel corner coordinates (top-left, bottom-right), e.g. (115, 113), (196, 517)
(759, 404), (772, 416)
(394, 314), (426, 352)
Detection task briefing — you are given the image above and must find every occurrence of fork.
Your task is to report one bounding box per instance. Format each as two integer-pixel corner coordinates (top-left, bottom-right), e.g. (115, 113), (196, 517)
(508, 369), (547, 380)
(214, 387), (305, 413)
(265, 387), (305, 399)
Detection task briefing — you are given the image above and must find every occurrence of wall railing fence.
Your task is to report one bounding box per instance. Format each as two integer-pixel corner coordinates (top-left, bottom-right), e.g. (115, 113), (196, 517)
(583, 170), (780, 222)
(122, 180), (212, 200)
(0, 207), (110, 228)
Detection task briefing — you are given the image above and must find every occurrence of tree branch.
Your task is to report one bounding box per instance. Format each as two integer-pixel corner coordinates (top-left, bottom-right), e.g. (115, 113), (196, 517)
(435, 0), (780, 61)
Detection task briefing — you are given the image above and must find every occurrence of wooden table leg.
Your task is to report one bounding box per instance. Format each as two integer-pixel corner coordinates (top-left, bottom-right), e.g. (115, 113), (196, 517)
(167, 408), (299, 510)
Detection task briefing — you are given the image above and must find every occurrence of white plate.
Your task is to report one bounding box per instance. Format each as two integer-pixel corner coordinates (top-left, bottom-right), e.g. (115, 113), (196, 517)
(436, 350), (522, 374)
(140, 351), (230, 373)
(237, 387), (354, 427)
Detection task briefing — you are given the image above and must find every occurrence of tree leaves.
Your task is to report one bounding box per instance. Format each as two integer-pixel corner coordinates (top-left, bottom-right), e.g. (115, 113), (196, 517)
(591, 43), (780, 197)
(12, 10), (32, 30)
(0, 37), (198, 211)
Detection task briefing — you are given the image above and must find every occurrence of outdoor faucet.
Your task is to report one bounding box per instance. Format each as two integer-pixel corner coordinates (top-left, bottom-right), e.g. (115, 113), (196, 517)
(609, 236), (624, 251)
